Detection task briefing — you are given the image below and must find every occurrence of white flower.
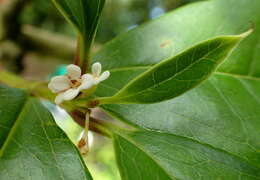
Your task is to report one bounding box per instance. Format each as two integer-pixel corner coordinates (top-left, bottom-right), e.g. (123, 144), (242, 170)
(91, 62), (110, 85)
(48, 63), (110, 105)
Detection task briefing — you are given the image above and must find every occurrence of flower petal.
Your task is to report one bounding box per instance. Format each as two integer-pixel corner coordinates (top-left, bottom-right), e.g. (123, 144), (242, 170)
(92, 62), (102, 77)
(79, 75), (94, 90)
(67, 64), (81, 80)
(99, 71), (110, 82)
(81, 74), (94, 82)
(63, 88), (80, 101)
(55, 93), (65, 105)
(79, 82), (94, 90)
(48, 76), (70, 93)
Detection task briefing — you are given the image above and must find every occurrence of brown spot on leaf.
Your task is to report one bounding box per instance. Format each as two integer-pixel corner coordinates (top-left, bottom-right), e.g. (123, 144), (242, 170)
(160, 40), (172, 48)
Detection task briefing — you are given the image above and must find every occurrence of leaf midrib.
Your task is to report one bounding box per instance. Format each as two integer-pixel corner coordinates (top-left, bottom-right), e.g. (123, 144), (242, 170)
(115, 131), (260, 179)
(0, 96), (28, 157)
(114, 133), (176, 180)
(88, 0), (102, 40)
(112, 41), (231, 100)
(107, 66), (260, 82)
(215, 71), (260, 81)
(52, 0), (80, 31)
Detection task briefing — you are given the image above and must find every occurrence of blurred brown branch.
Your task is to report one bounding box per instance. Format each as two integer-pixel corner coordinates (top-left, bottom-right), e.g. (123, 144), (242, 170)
(0, 0), (76, 73)
(21, 25), (75, 60)
(0, 0), (30, 40)
(0, 0), (31, 72)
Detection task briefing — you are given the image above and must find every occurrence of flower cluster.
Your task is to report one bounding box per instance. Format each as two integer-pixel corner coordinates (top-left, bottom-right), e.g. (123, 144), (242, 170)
(48, 62), (110, 104)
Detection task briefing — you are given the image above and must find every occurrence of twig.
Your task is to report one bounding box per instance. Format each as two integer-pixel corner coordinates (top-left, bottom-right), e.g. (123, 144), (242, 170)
(0, 0), (31, 73)
(70, 109), (112, 137)
(77, 109), (90, 155)
(0, 0), (31, 40)
(73, 36), (81, 65)
(21, 25), (75, 60)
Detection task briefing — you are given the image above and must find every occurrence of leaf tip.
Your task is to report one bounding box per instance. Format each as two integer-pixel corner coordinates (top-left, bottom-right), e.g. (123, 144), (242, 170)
(238, 27), (254, 39)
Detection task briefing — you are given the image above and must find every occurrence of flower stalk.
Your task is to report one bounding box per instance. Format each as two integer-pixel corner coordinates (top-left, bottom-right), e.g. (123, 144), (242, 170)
(77, 109), (90, 155)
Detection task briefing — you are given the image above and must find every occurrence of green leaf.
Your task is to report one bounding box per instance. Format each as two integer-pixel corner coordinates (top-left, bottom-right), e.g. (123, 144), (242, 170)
(113, 134), (172, 180)
(0, 85), (92, 180)
(98, 33), (249, 104)
(89, 0), (260, 178)
(93, 0), (260, 78)
(113, 129), (260, 179)
(51, 0), (105, 63)
(103, 74), (260, 167)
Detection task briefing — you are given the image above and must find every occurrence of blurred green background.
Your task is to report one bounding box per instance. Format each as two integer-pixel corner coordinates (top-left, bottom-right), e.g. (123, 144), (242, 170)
(0, 0), (200, 179)
(20, 0), (200, 42)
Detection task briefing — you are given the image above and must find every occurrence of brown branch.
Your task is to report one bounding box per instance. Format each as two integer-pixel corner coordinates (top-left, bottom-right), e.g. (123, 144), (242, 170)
(0, 0), (76, 72)
(70, 109), (111, 137)
(73, 36), (81, 65)
(0, 0), (31, 73)
(21, 25), (76, 60)
(0, 0), (31, 40)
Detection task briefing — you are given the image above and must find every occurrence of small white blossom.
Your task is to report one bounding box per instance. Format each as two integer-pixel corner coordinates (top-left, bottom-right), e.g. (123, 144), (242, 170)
(48, 63), (110, 105)
(91, 62), (110, 85)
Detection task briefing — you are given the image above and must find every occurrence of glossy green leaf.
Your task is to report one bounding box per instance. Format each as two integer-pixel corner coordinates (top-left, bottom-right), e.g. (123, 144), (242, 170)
(89, 0), (260, 179)
(99, 33), (248, 104)
(104, 74), (260, 167)
(93, 0), (260, 78)
(51, 0), (105, 62)
(0, 85), (92, 180)
(113, 129), (260, 180)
